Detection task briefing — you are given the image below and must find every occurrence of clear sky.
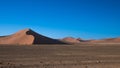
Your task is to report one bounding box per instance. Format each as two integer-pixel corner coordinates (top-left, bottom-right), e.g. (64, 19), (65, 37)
(0, 0), (120, 39)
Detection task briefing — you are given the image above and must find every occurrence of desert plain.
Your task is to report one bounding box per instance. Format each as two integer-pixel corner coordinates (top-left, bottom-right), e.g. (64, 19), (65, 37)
(0, 44), (120, 68)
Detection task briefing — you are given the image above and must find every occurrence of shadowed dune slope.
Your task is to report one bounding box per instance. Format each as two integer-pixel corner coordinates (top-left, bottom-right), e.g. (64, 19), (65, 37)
(0, 29), (65, 45)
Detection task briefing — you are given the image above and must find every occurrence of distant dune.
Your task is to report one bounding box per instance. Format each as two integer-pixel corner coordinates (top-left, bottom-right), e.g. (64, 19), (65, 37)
(60, 37), (84, 43)
(60, 37), (120, 44)
(88, 38), (120, 43)
(0, 29), (65, 45)
(0, 29), (120, 45)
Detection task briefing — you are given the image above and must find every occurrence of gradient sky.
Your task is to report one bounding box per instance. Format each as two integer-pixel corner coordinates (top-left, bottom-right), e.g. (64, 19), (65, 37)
(0, 0), (120, 39)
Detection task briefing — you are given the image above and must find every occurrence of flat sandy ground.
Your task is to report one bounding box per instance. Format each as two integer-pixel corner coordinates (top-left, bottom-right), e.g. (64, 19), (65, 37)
(0, 44), (120, 68)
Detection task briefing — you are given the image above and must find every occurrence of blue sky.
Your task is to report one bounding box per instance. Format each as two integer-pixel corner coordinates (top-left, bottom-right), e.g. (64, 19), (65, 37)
(0, 0), (120, 39)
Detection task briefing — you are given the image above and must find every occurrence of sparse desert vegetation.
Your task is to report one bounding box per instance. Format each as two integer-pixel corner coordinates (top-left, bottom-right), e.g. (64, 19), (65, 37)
(0, 44), (120, 68)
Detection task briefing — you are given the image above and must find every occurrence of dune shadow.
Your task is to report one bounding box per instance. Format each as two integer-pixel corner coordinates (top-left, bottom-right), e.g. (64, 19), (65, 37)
(26, 29), (66, 44)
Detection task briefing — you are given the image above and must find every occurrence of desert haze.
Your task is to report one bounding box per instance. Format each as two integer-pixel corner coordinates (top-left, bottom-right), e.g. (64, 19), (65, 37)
(0, 29), (120, 68)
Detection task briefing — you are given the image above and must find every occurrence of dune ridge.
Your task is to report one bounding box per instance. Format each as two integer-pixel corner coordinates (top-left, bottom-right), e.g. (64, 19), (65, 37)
(0, 29), (120, 45)
(0, 29), (65, 45)
(61, 37), (120, 44)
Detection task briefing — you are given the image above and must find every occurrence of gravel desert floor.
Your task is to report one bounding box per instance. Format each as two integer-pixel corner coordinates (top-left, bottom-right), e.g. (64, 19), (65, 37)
(0, 44), (120, 68)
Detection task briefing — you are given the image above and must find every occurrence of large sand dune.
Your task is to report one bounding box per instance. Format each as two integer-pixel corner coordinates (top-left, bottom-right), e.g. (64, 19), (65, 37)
(0, 29), (65, 45)
(0, 29), (120, 45)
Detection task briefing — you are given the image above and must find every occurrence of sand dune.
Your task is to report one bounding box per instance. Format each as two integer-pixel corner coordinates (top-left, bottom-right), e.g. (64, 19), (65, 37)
(0, 29), (120, 45)
(0, 29), (65, 45)
(61, 37), (83, 43)
(88, 38), (120, 43)
(61, 37), (120, 44)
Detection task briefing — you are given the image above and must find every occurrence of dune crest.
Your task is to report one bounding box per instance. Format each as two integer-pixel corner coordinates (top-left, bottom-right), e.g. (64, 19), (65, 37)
(0, 29), (120, 45)
(0, 29), (64, 45)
